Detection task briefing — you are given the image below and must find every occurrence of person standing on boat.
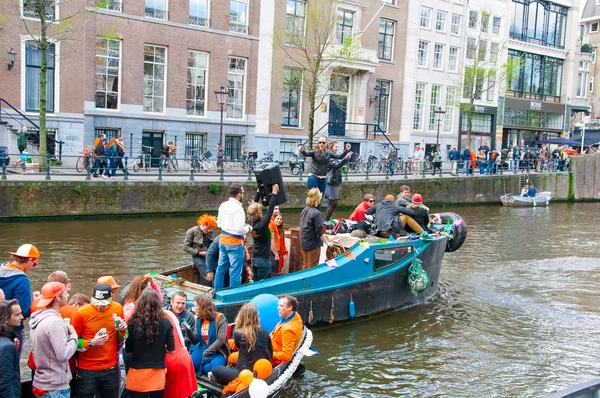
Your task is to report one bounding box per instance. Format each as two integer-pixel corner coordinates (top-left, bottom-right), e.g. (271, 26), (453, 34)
(300, 188), (333, 270)
(183, 214), (216, 286)
(216, 184), (252, 290)
(365, 195), (418, 239)
(349, 194), (375, 222)
(324, 140), (352, 221)
(298, 139), (350, 202)
(270, 295), (303, 366)
(248, 184), (280, 282)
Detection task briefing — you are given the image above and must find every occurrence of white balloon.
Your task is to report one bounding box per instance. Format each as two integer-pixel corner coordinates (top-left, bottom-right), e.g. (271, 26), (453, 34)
(248, 378), (269, 398)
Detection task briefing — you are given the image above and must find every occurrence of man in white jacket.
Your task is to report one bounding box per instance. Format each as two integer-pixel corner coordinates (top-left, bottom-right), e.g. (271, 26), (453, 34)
(215, 183), (252, 290)
(30, 281), (78, 398)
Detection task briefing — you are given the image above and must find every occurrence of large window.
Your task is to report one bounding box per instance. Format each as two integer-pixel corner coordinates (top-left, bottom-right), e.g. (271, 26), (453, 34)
(436, 11), (447, 32)
(490, 42), (499, 63)
(184, 133), (206, 157)
(145, 0), (168, 19)
(99, 0), (121, 12)
(413, 82), (426, 130)
(279, 140), (299, 163)
(429, 84), (441, 131)
(577, 61), (590, 98)
(373, 80), (391, 131)
(444, 87), (455, 132)
(95, 39), (120, 110)
(143, 45), (166, 113)
(25, 41), (55, 113)
(225, 135), (243, 160)
(448, 46), (458, 72)
(227, 57), (246, 119)
(189, 0), (209, 26)
(187, 50), (208, 116)
(230, 0), (249, 34)
(418, 41), (429, 67)
(507, 49), (563, 101)
(378, 19), (395, 61)
(451, 14), (461, 35)
(336, 9), (354, 44)
(466, 38), (476, 60)
(420, 7), (431, 28)
(461, 113), (492, 133)
(468, 10), (478, 29)
(23, 0), (56, 20)
(487, 74), (496, 101)
(286, 0), (306, 45)
(510, 0), (567, 48)
(478, 40), (487, 62)
(282, 68), (301, 127)
(492, 16), (501, 34)
(433, 44), (444, 70)
(503, 108), (564, 130)
(480, 12), (489, 32)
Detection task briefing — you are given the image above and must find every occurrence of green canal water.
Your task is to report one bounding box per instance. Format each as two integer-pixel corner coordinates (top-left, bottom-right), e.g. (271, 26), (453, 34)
(2, 203), (599, 397)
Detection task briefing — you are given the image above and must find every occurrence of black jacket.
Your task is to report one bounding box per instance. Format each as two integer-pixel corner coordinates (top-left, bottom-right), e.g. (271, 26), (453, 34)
(407, 206), (429, 231)
(365, 200), (415, 232)
(0, 335), (21, 398)
(300, 149), (348, 176)
(250, 192), (278, 259)
(327, 156), (349, 187)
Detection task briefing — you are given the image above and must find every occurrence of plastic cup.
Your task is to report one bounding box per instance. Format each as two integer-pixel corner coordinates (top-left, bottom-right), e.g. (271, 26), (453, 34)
(63, 318), (70, 327)
(99, 328), (107, 336)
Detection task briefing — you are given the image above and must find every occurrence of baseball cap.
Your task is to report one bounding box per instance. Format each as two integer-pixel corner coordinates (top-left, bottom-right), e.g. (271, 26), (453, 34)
(91, 283), (113, 306)
(412, 194), (423, 203)
(37, 282), (67, 308)
(97, 276), (121, 289)
(9, 244), (40, 259)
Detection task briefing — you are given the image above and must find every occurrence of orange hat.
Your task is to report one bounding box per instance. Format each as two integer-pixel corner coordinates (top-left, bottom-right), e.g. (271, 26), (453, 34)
(97, 276), (121, 289)
(9, 244), (40, 259)
(197, 214), (217, 228)
(385, 194), (395, 201)
(37, 282), (67, 308)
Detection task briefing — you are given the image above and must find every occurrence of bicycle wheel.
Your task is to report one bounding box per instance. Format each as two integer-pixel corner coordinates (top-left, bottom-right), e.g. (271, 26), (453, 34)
(171, 158), (178, 172)
(76, 157), (85, 173)
(133, 157), (141, 173)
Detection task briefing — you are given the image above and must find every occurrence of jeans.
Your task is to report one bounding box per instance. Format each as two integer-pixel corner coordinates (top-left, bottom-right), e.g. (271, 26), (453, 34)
(192, 255), (211, 286)
(112, 158), (126, 176)
(478, 162), (486, 175)
(462, 160), (469, 175)
(307, 175), (326, 208)
(514, 159), (520, 172)
(78, 367), (120, 398)
(191, 350), (227, 375)
(450, 160), (457, 175)
(252, 257), (271, 282)
(486, 161), (494, 175)
(39, 389), (70, 398)
(214, 243), (245, 290)
(91, 157), (109, 176)
(388, 162), (395, 175)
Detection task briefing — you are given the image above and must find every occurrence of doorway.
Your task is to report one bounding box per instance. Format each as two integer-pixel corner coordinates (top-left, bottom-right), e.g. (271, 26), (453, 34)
(142, 131), (164, 167)
(348, 142), (361, 161)
(329, 74), (349, 137)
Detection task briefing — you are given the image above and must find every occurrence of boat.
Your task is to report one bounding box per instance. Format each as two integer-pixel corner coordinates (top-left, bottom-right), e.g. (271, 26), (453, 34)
(546, 378), (600, 398)
(501, 191), (552, 207)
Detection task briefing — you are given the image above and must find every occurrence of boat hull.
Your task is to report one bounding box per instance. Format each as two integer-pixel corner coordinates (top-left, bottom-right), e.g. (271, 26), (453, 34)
(501, 192), (552, 207)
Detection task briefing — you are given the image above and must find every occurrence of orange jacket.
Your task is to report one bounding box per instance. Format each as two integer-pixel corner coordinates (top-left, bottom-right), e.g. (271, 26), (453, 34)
(270, 312), (302, 365)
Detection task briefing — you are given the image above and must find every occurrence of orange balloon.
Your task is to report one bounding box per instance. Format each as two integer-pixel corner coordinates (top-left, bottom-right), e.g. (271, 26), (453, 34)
(228, 352), (239, 365)
(253, 358), (273, 379)
(238, 369), (254, 386)
(235, 382), (246, 393)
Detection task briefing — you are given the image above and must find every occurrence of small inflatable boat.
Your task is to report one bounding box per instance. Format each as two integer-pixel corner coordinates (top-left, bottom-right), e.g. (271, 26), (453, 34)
(501, 192), (552, 207)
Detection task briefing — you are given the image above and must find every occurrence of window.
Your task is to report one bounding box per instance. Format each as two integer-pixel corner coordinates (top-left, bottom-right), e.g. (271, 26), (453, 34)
(444, 87), (455, 132)
(591, 23), (599, 33)
(433, 44), (444, 70)
(373, 80), (391, 131)
(336, 9), (354, 44)
(282, 68), (301, 127)
(507, 49), (564, 99)
(145, 0), (168, 19)
(230, 0), (249, 34)
(468, 10), (478, 29)
(227, 57), (246, 119)
(279, 140), (299, 163)
(95, 128), (120, 140)
(27, 129), (57, 156)
(224, 135), (243, 160)
(461, 113), (492, 132)
(577, 70), (588, 98)
(487, 73), (496, 101)
(436, 11), (447, 32)
(25, 42), (55, 113)
(593, 48), (597, 64)
(413, 82), (426, 130)
(490, 42), (499, 63)
(382, 0), (396, 4)
(448, 46), (458, 72)
(99, 0), (121, 12)
(451, 14), (461, 35)
(492, 16), (501, 34)
(95, 39), (120, 110)
(189, 0), (209, 26)
(418, 41), (429, 67)
(481, 12), (489, 32)
(420, 7), (431, 28)
(184, 133), (206, 157)
(23, 0), (56, 20)
(590, 77), (595, 93)
(478, 40), (487, 62)
(378, 19), (395, 61)
(510, 0), (567, 48)
(429, 85), (441, 131)
(186, 50), (208, 116)
(503, 108), (563, 130)
(466, 38), (476, 59)
(463, 67), (474, 98)
(143, 45), (166, 113)
(286, 0), (306, 45)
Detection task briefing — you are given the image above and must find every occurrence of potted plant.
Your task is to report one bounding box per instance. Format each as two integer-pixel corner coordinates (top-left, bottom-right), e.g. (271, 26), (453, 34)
(581, 44), (593, 53)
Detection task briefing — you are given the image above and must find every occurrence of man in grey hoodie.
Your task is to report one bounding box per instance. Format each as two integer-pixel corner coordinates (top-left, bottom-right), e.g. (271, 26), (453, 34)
(30, 281), (78, 398)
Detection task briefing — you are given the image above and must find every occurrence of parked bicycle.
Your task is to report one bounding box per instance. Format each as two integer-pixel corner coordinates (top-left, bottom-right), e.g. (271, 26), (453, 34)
(132, 145), (153, 172)
(76, 146), (94, 173)
(161, 154), (178, 172)
(191, 149), (217, 172)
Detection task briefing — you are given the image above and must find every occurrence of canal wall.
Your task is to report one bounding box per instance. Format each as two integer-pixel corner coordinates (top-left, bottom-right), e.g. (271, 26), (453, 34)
(571, 154), (600, 200)
(0, 172), (574, 219)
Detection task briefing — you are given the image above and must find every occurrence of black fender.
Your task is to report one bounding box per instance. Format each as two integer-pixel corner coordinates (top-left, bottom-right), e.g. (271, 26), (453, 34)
(439, 212), (467, 252)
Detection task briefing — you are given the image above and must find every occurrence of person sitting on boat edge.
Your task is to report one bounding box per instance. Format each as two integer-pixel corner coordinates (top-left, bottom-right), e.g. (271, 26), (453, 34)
(349, 194), (375, 222)
(405, 194), (430, 234)
(271, 295), (303, 366)
(183, 214), (216, 287)
(248, 184), (280, 282)
(186, 294), (230, 376)
(526, 186), (537, 197)
(365, 195), (417, 239)
(521, 184), (529, 197)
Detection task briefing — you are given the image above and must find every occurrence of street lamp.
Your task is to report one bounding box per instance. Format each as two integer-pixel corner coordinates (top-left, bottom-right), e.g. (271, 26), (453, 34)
(214, 86), (229, 171)
(434, 106), (446, 151)
(7, 48), (16, 71)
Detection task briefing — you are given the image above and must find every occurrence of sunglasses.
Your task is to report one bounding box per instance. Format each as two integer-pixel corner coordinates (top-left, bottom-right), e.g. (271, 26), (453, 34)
(368, 200), (375, 203)
(318, 142), (327, 145)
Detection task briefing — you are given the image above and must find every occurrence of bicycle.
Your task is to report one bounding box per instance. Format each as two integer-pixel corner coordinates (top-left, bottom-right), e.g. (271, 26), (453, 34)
(132, 145), (153, 172)
(191, 150), (217, 172)
(76, 146), (94, 173)
(161, 153), (178, 172)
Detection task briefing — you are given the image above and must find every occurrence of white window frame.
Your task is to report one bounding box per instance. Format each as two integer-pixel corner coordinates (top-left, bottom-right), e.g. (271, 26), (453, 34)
(591, 23), (599, 33)
(486, 73), (496, 102)
(145, 0), (169, 20)
(490, 42), (499, 64)
(21, 0), (58, 21)
(413, 82), (426, 131)
(436, 10), (447, 32)
(429, 84), (441, 131)
(143, 44), (167, 114)
(95, 38), (122, 111)
(451, 14), (461, 35)
(281, 67), (303, 128)
(189, 0), (210, 27)
(444, 87), (455, 133)
(593, 48), (597, 64)
(230, 0), (249, 34)
(468, 10), (478, 29)
(227, 56), (247, 119)
(378, 19), (395, 61)
(433, 43), (444, 70)
(420, 7), (432, 29)
(186, 50), (209, 117)
(492, 16), (501, 34)
(418, 40), (429, 67)
(21, 37), (60, 115)
(448, 46), (458, 72)
(590, 76), (595, 93)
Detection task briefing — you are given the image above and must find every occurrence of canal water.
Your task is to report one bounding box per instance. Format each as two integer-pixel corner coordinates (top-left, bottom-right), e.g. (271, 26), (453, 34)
(2, 203), (599, 397)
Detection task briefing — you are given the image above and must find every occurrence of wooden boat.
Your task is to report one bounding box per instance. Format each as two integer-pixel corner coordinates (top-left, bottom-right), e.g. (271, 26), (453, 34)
(501, 191), (552, 207)
(546, 378), (600, 398)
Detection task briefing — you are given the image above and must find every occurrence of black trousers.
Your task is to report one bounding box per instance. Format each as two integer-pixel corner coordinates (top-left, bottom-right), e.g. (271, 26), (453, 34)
(211, 366), (240, 385)
(77, 366), (120, 398)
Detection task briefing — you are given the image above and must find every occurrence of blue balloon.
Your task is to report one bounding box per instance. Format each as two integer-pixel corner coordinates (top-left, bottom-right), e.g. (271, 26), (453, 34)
(250, 294), (280, 333)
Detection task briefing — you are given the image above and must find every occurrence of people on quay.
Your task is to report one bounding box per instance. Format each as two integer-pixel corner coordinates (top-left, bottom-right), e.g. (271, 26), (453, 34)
(272, 214), (288, 273)
(271, 295), (303, 366)
(489, 148), (500, 175)
(365, 195), (417, 239)
(387, 147), (397, 176)
(164, 290), (196, 350)
(125, 289), (175, 398)
(183, 214), (216, 286)
(0, 299), (23, 397)
(92, 133), (109, 179)
(431, 149), (442, 175)
(324, 140), (352, 221)
(248, 184), (280, 282)
(162, 308), (197, 398)
(0, 243), (40, 359)
(406, 194), (431, 233)
(212, 303), (273, 386)
(113, 136), (126, 177)
(300, 188), (333, 270)
(479, 141), (490, 160)
(18, 126), (28, 154)
(298, 138), (350, 203)
(74, 283), (127, 398)
(412, 145), (423, 175)
(461, 146), (471, 175)
(186, 294), (230, 376)
(69, 293), (91, 309)
(395, 186), (412, 207)
(477, 150), (486, 175)
(349, 194), (375, 222)
(448, 144), (459, 176)
(30, 281), (78, 398)
(97, 275), (122, 298)
(215, 183), (252, 290)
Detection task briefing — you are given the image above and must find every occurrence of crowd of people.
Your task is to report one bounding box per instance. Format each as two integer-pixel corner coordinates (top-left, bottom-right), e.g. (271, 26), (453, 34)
(0, 243), (306, 398)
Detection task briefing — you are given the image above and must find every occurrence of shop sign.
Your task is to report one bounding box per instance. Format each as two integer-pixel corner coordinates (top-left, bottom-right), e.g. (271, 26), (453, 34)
(530, 101), (542, 110)
(474, 106), (486, 113)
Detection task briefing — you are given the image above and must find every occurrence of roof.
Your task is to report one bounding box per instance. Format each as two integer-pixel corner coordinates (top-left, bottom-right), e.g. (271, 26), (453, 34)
(582, 0), (600, 20)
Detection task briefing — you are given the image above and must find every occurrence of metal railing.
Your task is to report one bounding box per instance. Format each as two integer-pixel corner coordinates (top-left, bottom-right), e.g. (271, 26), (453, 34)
(145, 7), (168, 19)
(189, 16), (210, 27)
(0, 98), (40, 129)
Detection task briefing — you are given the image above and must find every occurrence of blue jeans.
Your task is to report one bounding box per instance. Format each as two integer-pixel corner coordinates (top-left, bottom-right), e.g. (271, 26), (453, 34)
(479, 162), (486, 175)
(214, 243), (245, 290)
(307, 175), (327, 194)
(388, 162), (395, 175)
(39, 389), (70, 398)
(191, 349), (227, 375)
(252, 257), (271, 282)
(462, 160), (469, 175)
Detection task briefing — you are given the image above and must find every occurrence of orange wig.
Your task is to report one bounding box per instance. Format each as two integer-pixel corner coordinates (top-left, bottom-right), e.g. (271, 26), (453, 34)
(197, 214), (217, 228)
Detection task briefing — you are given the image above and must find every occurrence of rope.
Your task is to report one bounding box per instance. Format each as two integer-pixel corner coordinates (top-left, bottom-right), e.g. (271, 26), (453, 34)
(308, 301), (313, 324)
(329, 297), (335, 324)
(407, 258), (430, 295)
(267, 328), (313, 395)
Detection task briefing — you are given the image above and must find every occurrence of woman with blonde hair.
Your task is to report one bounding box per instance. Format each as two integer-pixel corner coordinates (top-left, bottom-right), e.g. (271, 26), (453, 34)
(300, 188), (333, 269)
(211, 303), (273, 385)
(247, 184), (280, 281)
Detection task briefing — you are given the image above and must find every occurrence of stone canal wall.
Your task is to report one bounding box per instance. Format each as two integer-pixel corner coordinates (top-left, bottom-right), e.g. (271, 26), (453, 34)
(571, 154), (600, 200)
(0, 172), (576, 219)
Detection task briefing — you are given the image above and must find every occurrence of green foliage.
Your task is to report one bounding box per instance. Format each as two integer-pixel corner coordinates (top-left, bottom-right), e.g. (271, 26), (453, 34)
(209, 183), (220, 196)
(73, 186), (82, 195)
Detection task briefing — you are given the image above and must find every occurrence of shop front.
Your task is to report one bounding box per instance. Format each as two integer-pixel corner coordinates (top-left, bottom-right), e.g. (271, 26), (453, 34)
(458, 105), (497, 151)
(502, 97), (565, 148)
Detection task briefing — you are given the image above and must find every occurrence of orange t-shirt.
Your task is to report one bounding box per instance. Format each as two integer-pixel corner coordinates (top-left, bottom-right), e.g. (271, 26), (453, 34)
(201, 319), (210, 345)
(74, 301), (124, 371)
